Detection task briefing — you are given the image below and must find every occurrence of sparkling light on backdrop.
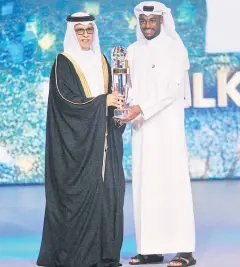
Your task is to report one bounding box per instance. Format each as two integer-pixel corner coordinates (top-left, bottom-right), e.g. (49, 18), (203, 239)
(0, 0), (240, 184)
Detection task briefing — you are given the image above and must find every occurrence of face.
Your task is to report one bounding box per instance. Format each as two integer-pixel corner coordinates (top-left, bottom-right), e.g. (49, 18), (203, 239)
(139, 14), (162, 40)
(74, 23), (94, 50)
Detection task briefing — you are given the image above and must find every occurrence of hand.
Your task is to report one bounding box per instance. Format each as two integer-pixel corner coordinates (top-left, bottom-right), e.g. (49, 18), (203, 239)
(107, 93), (124, 108)
(119, 105), (142, 124)
(127, 105), (142, 121)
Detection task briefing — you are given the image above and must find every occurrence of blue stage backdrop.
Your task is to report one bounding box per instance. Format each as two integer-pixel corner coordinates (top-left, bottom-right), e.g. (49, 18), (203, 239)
(0, 0), (240, 184)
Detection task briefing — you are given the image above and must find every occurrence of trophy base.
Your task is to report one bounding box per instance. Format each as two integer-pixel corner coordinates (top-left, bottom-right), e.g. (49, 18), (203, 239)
(114, 108), (129, 119)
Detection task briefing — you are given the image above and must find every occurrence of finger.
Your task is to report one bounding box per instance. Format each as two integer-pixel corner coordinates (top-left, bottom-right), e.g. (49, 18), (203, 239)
(128, 115), (134, 121)
(119, 119), (127, 124)
(117, 98), (124, 103)
(111, 99), (117, 105)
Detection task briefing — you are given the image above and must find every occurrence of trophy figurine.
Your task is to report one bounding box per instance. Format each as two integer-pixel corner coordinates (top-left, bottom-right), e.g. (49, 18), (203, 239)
(111, 46), (129, 119)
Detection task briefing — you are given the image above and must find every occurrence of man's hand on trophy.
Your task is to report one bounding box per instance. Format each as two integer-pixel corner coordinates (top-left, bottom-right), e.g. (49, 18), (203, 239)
(107, 93), (124, 108)
(120, 105), (142, 123)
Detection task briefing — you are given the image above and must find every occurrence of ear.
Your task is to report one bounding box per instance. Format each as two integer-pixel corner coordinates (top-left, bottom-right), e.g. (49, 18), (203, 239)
(160, 15), (163, 24)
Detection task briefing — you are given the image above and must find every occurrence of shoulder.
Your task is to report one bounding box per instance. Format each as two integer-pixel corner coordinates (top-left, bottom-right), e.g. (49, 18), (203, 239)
(52, 53), (75, 77)
(53, 53), (76, 73)
(127, 42), (139, 61)
(127, 41), (138, 52)
(170, 37), (189, 69)
(173, 36), (189, 57)
(56, 53), (72, 65)
(53, 53), (70, 68)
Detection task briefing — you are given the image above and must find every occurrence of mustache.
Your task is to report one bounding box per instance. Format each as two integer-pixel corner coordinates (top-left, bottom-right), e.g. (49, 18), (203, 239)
(143, 28), (154, 31)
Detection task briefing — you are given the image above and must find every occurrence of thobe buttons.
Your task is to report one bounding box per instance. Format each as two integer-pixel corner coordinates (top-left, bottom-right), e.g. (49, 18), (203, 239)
(152, 64), (155, 68)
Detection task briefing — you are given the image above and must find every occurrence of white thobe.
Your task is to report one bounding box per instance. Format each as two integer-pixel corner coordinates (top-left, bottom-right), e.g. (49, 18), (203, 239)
(127, 31), (195, 254)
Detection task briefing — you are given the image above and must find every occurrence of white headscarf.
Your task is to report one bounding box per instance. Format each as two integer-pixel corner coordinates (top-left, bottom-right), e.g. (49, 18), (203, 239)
(134, 1), (189, 69)
(134, 1), (178, 40)
(63, 12), (104, 97)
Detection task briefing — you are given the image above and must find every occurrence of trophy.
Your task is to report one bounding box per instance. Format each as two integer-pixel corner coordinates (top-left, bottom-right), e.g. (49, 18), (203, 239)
(111, 46), (129, 119)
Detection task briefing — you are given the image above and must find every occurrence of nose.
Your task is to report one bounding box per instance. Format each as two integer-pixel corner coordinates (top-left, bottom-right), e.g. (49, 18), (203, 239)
(146, 20), (151, 28)
(83, 30), (88, 37)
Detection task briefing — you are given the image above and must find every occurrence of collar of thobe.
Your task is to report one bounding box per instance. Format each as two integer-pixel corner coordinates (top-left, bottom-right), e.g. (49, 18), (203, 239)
(138, 30), (173, 69)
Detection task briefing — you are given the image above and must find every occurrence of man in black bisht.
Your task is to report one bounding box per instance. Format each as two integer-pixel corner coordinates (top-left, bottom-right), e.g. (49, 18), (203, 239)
(37, 12), (125, 267)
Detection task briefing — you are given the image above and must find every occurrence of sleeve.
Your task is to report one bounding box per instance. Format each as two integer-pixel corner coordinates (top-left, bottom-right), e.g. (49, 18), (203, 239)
(139, 83), (177, 120)
(126, 78), (134, 105)
(184, 71), (192, 108)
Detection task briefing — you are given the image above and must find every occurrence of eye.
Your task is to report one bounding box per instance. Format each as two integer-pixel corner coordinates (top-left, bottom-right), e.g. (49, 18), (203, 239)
(150, 19), (156, 24)
(86, 28), (94, 34)
(75, 29), (84, 34)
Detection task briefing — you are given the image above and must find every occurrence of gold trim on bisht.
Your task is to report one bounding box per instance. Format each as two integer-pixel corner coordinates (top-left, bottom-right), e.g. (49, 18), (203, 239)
(61, 52), (109, 97)
(55, 55), (95, 105)
(61, 52), (92, 98)
(101, 55), (109, 94)
(100, 56), (109, 180)
(55, 53), (109, 182)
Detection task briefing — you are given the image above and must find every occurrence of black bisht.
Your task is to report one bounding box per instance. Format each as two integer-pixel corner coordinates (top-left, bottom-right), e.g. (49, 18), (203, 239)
(37, 54), (125, 267)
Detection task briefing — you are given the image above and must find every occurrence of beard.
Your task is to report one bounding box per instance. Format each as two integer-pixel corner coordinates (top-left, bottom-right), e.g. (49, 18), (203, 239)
(142, 27), (161, 40)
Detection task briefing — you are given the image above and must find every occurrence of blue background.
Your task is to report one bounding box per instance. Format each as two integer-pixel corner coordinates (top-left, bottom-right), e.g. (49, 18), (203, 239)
(0, 0), (240, 184)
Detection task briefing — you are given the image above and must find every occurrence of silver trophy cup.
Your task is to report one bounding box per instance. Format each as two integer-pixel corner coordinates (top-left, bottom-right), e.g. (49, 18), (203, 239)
(111, 46), (129, 119)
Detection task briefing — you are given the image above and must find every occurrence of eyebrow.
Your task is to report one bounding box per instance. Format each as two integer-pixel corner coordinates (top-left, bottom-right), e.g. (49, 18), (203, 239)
(140, 15), (158, 19)
(75, 23), (93, 28)
(139, 17), (157, 23)
(75, 26), (94, 30)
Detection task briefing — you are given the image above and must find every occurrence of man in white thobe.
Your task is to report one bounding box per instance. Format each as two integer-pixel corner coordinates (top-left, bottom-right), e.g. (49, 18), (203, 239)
(124, 2), (196, 267)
